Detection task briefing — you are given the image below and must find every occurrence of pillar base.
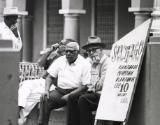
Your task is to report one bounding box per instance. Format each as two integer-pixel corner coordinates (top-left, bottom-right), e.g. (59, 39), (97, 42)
(150, 10), (160, 36)
(59, 9), (86, 14)
(128, 7), (151, 27)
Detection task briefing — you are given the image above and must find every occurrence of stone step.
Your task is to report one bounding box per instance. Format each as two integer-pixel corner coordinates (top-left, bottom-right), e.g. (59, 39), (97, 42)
(25, 105), (66, 125)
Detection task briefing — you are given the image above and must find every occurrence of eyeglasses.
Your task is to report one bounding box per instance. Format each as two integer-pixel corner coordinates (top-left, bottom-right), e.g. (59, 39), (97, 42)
(86, 48), (98, 54)
(65, 50), (77, 53)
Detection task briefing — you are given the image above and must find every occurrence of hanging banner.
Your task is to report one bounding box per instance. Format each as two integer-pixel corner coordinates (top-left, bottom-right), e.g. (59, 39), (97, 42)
(96, 19), (151, 121)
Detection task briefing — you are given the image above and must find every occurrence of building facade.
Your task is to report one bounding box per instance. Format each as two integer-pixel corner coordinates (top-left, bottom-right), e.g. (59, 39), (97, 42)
(0, 0), (139, 62)
(1, 0), (160, 125)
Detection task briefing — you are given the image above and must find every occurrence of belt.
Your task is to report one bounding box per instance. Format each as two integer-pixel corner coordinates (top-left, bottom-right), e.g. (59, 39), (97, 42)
(55, 87), (76, 95)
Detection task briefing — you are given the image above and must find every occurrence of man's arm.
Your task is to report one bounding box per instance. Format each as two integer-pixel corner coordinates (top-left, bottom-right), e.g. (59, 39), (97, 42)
(44, 74), (57, 98)
(95, 58), (108, 91)
(61, 85), (88, 101)
(70, 85), (88, 96)
(37, 48), (53, 69)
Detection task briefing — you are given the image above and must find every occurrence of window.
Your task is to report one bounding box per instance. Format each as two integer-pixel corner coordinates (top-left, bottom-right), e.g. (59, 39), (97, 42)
(96, 0), (115, 49)
(47, 0), (63, 47)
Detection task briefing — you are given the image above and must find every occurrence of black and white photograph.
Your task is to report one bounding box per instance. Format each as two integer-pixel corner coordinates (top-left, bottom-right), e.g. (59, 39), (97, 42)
(0, 0), (159, 125)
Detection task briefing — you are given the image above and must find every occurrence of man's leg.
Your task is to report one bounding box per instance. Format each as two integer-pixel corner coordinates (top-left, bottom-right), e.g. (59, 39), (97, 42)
(42, 89), (67, 125)
(67, 94), (81, 125)
(78, 93), (100, 125)
(18, 80), (34, 125)
(18, 80), (32, 110)
(18, 79), (45, 118)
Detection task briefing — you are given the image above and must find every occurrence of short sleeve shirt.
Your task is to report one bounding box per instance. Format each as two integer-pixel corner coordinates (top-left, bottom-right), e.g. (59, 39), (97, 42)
(47, 55), (91, 89)
(90, 55), (108, 86)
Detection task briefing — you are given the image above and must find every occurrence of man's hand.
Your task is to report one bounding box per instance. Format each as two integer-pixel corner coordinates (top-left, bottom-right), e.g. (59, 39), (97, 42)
(61, 94), (70, 101)
(95, 82), (103, 92)
(87, 84), (95, 92)
(40, 48), (52, 55)
(10, 24), (18, 38)
(43, 91), (49, 99)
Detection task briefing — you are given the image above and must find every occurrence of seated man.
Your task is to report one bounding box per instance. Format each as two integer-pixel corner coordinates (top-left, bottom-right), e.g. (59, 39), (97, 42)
(37, 39), (70, 70)
(0, 7), (27, 51)
(18, 39), (73, 125)
(40, 42), (91, 125)
(67, 36), (109, 125)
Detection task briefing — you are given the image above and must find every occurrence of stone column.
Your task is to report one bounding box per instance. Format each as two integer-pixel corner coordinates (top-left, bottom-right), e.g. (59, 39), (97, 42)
(134, 11), (151, 27)
(128, 0), (153, 27)
(63, 14), (80, 42)
(129, 8), (152, 27)
(22, 16), (33, 62)
(150, 0), (160, 36)
(59, 0), (86, 43)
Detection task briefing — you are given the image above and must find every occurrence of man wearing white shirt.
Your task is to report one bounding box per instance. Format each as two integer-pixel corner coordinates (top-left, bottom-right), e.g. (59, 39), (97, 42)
(0, 7), (27, 51)
(41, 42), (91, 125)
(18, 39), (73, 125)
(67, 36), (109, 125)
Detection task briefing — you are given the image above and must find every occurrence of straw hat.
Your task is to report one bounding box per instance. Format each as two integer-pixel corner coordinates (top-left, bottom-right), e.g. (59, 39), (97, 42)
(82, 36), (105, 50)
(3, 7), (28, 16)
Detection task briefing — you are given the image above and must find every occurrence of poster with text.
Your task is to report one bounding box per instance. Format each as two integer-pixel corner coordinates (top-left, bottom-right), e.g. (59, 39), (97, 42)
(95, 19), (151, 121)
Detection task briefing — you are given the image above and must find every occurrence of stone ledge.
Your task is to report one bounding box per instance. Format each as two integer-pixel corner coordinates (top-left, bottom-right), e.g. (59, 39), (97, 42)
(59, 9), (86, 14)
(128, 7), (153, 12)
(26, 105), (66, 125)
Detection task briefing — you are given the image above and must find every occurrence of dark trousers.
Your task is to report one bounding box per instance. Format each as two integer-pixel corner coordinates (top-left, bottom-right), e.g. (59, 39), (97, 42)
(67, 92), (122, 125)
(79, 93), (100, 125)
(39, 87), (74, 125)
(67, 92), (100, 125)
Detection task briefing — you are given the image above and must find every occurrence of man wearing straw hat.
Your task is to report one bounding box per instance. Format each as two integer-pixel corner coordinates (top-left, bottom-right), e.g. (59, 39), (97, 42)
(0, 7), (27, 51)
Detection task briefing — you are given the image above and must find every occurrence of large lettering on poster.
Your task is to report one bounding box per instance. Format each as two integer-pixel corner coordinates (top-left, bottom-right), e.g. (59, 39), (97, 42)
(95, 19), (151, 122)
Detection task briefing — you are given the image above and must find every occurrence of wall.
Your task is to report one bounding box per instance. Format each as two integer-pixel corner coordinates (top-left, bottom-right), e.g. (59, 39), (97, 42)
(0, 51), (19, 125)
(118, 0), (134, 40)
(127, 37), (160, 125)
(80, 0), (91, 47)
(32, 0), (45, 62)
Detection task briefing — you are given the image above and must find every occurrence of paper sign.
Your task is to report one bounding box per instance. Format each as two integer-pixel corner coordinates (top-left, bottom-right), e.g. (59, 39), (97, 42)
(95, 19), (151, 121)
